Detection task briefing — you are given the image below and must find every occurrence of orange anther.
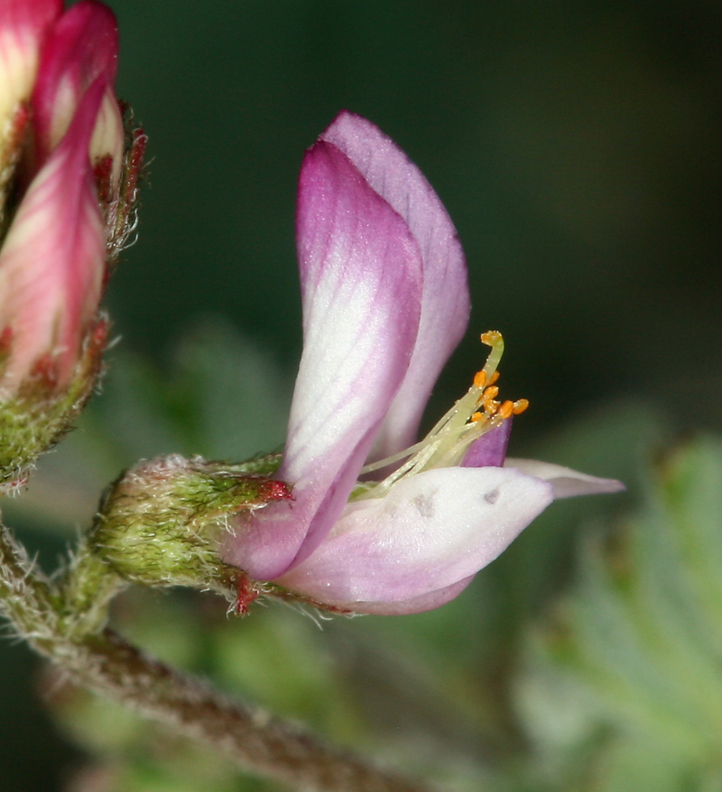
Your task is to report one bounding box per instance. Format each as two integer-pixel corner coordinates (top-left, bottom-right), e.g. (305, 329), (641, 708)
(470, 411), (483, 423)
(488, 370), (500, 386)
(473, 370), (487, 389)
(497, 400), (514, 420)
(484, 398), (500, 415)
(483, 385), (499, 400)
(512, 398), (529, 415)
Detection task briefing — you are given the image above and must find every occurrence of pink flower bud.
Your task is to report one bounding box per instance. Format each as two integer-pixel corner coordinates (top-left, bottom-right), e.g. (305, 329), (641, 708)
(0, 76), (106, 391)
(0, 0), (144, 484)
(31, 0), (123, 180)
(0, 1), (61, 170)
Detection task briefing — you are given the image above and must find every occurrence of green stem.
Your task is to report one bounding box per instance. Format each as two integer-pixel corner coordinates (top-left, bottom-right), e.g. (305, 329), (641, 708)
(0, 520), (59, 651)
(57, 537), (127, 639)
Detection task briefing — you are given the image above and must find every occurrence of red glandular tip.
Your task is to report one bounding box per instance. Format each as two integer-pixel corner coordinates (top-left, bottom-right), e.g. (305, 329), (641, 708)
(30, 353), (60, 390)
(260, 479), (293, 502)
(88, 318), (109, 352)
(234, 574), (260, 616)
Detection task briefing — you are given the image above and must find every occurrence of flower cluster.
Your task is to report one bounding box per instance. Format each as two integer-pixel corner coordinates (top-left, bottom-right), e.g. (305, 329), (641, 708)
(0, 0), (144, 484)
(223, 111), (623, 615)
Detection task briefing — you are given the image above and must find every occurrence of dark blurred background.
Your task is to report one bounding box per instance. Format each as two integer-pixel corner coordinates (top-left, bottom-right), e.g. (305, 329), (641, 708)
(2, 1), (722, 789)
(109, 0), (722, 437)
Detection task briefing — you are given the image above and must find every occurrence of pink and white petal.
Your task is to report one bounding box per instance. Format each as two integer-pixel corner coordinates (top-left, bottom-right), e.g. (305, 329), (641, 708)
(32, 0), (118, 163)
(222, 141), (423, 581)
(321, 112), (470, 458)
(88, 84), (123, 184)
(505, 458), (625, 499)
(275, 466), (553, 607)
(0, 0), (61, 147)
(0, 77), (106, 391)
(333, 577), (476, 616)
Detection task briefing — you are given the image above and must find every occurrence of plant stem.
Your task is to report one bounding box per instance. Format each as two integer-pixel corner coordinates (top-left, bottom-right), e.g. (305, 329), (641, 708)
(74, 629), (435, 792)
(0, 521), (59, 650)
(58, 536), (128, 639)
(0, 520), (435, 792)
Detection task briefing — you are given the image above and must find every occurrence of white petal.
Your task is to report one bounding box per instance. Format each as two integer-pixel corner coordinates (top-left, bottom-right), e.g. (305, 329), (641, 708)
(505, 458), (625, 499)
(277, 466), (553, 606)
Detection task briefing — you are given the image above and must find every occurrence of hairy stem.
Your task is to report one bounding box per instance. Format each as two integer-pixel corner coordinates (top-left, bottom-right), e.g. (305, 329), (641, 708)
(70, 629), (435, 792)
(57, 536), (127, 639)
(0, 521), (435, 792)
(0, 522), (61, 651)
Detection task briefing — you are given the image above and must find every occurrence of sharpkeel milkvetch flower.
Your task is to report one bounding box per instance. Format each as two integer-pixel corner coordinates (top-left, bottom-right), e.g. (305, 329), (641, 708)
(222, 111), (623, 615)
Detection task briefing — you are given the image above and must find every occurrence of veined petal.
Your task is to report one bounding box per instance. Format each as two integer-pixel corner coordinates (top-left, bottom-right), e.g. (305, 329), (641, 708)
(275, 466), (553, 608)
(222, 140), (424, 580)
(322, 111), (470, 459)
(0, 0), (61, 160)
(505, 458), (625, 499)
(0, 77), (106, 391)
(32, 0), (120, 168)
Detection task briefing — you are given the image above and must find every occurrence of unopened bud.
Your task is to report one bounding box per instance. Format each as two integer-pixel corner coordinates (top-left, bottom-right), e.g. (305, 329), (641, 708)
(0, 1), (145, 488)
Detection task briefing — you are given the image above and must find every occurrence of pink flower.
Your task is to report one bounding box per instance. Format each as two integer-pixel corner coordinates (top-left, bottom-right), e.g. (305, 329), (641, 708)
(0, 0), (131, 394)
(0, 0), (145, 485)
(222, 111), (623, 615)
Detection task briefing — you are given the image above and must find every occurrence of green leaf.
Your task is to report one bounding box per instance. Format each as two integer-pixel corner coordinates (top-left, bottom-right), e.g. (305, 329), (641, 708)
(516, 436), (722, 791)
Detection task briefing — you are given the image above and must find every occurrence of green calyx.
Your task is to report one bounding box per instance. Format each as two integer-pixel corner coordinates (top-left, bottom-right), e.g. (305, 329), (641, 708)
(0, 319), (107, 492)
(90, 454), (288, 604)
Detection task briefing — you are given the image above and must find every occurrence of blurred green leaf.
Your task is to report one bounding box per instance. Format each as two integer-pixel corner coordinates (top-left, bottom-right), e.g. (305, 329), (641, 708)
(515, 435), (722, 791)
(99, 316), (291, 463)
(2, 318), (292, 535)
(213, 604), (364, 741)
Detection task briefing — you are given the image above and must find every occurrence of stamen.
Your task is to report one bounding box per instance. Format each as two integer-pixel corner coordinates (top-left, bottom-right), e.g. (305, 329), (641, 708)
(359, 438), (428, 474)
(483, 398), (500, 415)
(473, 370), (487, 389)
(497, 400), (514, 420)
(356, 330), (529, 500)
(481, 385), (499, 401)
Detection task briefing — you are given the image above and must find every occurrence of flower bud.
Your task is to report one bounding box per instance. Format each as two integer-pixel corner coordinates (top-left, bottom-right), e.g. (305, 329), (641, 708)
(0, 1), (145, 487)
(90, 455), (291, 609)
(0, 0), (60, 205)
